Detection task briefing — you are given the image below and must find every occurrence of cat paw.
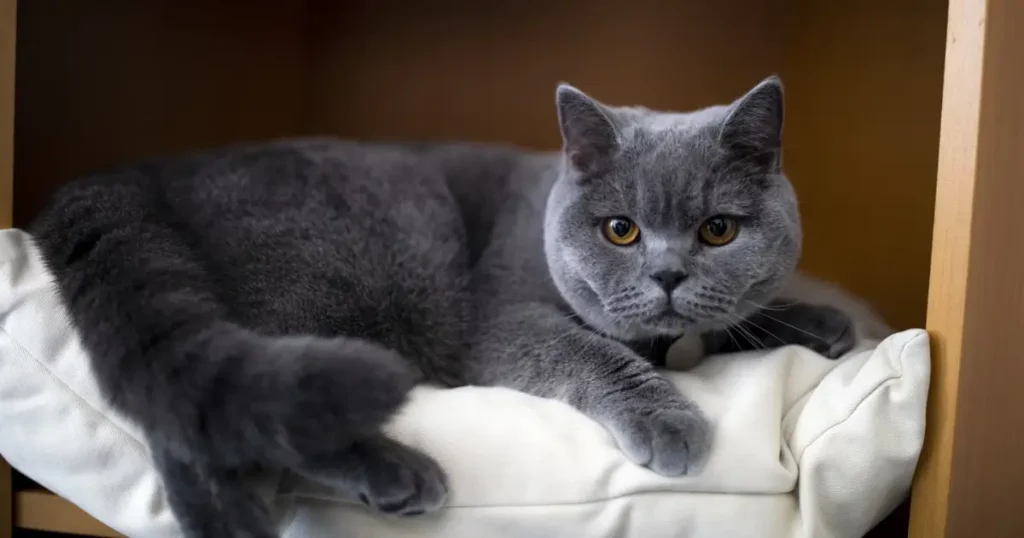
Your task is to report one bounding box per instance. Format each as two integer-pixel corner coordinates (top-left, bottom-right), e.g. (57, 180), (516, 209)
(800, 305), (857, 359)
(356, 440), (448, 516)
(602, 398), (712, 477)
(299, 437), (448, 517)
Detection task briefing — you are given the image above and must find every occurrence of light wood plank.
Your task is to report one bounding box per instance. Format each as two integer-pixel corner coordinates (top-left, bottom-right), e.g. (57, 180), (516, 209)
(14, 490), (123, 537)
(910, 0), (1024, 535)
(908, 0), (981, 534)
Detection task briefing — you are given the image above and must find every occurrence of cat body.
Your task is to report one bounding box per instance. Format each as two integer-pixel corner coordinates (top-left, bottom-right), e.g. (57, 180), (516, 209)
(28, 76), (858, 537)
(30, 140), (478, 535)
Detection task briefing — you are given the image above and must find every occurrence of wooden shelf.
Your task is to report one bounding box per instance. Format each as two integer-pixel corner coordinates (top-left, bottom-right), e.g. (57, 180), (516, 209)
(14, 489), (122, 537)
(3, 0), (1023, 537)
(1, 460), (10, 538)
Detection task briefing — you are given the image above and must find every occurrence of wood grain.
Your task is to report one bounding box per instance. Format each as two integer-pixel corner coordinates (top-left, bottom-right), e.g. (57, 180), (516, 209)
(910, 0), (1024, 535)
(907, 0), (980, 534)
(14, 490), (123, 537)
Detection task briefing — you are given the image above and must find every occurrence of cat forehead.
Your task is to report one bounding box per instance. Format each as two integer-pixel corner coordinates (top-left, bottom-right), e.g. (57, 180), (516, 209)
(615, 115), (723, 189)
(625, 103), (732, 133)
(618, 106), (731, 165)
(578, 108), (766, 221)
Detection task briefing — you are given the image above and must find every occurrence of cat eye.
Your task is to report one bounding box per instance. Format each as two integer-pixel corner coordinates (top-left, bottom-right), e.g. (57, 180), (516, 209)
(602, 217), (641, 246)
(698, 216), (738, 246)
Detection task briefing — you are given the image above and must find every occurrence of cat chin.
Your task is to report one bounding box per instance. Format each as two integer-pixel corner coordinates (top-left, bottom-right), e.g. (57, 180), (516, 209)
(608, 313), (696, 341)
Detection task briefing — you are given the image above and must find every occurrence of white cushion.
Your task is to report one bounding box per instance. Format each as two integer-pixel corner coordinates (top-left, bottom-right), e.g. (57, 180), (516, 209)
(0, 228), (929, 538)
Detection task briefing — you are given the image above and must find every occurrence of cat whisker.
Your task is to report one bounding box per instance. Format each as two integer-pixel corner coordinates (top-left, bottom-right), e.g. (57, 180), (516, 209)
(742, 298), (800, 312)
(538, 311), (594, 350)
(571, 330), (607, 362)
(724, 326), (743, 351)
(753, 309), (829, 343)
(737, 316), (787, 346)
(544, 322), (593, 351)
(737, 324), (766, 351)
(726, 315), (763, 350)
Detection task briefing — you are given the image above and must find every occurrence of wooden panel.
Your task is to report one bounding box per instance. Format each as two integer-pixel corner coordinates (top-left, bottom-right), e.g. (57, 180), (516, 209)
(0, 461), (9, 538)
(910, 0), (1024, 535)
(13, 0), (313, 227)
(0, 2), (15, 534)
(14, 490), (122, 537)
(306, 0), (785, 150)
(0, 0), (13, 229)
(780, 0), (948, 330)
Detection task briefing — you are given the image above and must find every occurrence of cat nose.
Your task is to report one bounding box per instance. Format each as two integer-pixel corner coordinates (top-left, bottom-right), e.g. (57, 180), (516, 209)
(650, 270), (688, 292)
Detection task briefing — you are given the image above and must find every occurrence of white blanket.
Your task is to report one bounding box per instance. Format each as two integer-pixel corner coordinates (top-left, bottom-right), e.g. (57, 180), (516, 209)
(0, 229), (928, 538)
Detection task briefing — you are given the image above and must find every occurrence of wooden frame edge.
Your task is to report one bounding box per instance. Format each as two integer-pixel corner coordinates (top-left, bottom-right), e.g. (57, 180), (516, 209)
(0, 0), (17, 534)
(0, 0), (12, 230)
(0, 461), (9, 538)
(911, 0), (1024, 535)
(14, 490), (123, 537)
(908, 0), (981, 534)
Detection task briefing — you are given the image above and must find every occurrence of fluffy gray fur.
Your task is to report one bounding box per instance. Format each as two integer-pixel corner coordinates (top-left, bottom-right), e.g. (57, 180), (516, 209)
(28, 75), (855, 537)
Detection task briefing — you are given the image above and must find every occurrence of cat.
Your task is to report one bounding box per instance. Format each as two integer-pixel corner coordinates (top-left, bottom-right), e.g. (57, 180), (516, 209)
(28, 75), (856, 537)
(464, 75), (855, 477)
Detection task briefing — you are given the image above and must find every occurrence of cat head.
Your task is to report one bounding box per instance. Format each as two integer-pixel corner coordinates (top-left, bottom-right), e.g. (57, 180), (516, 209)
(544, 76), (802, 341)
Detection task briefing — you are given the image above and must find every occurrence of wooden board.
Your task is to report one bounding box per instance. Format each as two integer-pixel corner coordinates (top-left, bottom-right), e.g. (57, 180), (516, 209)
(0, 0), (13, 229)
(910, 0), (1024, 535)
(0, 461), (9, 538)
(14, 490), (122, 537)
(0, 0), (16, 534)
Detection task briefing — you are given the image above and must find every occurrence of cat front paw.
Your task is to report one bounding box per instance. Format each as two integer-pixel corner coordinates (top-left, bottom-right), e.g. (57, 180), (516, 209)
(601, 396), (712, 477)
(299, 436), (448, 517)
(353, 439), (448, 516)
(799, 304), (857, 359)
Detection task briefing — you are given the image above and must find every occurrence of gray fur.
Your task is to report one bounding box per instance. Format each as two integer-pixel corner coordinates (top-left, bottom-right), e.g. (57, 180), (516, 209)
(28, 75), (855, 537)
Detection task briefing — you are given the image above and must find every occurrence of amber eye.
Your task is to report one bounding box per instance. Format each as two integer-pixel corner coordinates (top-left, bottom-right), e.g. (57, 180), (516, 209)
(698, 216), (738, 246)
(602, 217), (641, 246)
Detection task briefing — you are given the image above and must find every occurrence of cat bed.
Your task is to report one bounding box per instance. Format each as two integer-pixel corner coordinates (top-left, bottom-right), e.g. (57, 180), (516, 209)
(0, 228), (929, 538)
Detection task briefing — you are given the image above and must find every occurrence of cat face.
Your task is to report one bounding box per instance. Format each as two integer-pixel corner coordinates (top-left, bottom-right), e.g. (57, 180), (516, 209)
(544, 76), (802, 341)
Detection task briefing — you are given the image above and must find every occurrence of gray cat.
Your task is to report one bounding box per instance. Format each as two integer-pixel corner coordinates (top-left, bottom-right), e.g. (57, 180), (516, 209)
(28, 75), (855, 537)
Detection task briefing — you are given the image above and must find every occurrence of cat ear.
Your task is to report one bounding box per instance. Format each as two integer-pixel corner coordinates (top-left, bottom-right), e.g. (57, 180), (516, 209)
(719, 75), (784, 170)
(555, 84), (620, 173)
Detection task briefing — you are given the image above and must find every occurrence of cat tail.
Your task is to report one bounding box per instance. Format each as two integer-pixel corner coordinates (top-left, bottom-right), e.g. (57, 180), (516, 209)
(28, 179), (419, 468)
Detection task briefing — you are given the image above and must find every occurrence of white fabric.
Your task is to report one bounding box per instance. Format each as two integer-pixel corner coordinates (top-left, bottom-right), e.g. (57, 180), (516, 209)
(0, 228), (929, 538)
